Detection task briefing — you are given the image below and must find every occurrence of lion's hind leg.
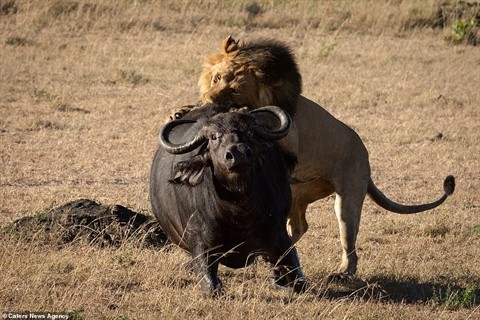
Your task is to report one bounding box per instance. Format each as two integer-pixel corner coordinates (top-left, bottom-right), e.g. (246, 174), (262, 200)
(331, 187), (367, 280)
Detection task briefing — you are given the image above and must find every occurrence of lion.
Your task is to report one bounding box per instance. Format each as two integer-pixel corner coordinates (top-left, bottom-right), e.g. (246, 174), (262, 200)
(170, 36), (455, 279)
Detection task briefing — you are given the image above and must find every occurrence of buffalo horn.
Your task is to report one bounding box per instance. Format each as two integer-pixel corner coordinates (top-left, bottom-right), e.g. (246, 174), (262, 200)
(160, 119), (207, 154)
(250, 106), (291, 140)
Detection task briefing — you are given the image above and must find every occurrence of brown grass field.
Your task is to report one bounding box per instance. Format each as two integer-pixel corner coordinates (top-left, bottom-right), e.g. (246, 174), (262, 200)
(1, 0), (479, 319)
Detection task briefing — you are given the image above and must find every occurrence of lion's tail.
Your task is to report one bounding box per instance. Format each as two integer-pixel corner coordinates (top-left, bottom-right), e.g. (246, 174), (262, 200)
(367, 175), (455, 214)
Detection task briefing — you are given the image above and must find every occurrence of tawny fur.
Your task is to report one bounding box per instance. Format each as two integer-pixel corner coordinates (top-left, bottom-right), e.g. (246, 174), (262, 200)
(198, 35), (302, 117)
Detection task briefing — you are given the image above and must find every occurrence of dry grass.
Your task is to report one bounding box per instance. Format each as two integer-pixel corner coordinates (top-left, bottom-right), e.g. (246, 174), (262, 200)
(1, 0), (479, 319)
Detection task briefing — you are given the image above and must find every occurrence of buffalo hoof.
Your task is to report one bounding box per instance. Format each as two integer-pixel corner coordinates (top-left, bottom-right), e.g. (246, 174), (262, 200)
(203, 286), (224, 298)
(200, 277), (224, 297)
(270, 268), (307, 293)
(292, 278), (308, 293)
(270, 277), (307, 294)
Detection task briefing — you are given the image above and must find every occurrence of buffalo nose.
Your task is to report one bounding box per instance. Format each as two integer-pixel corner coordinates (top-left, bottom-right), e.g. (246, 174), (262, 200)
(225, 144), (253, 169)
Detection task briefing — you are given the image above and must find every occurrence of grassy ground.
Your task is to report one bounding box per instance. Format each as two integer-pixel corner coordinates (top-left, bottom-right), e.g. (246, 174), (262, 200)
(1, 1), (479, 319)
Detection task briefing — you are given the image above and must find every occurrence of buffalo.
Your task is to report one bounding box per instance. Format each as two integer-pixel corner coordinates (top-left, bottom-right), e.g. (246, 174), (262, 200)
(149, 105), (306, 295)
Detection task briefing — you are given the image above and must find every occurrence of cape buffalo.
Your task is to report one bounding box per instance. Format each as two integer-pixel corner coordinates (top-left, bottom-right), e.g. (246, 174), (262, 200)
(150, 105), (306, 295)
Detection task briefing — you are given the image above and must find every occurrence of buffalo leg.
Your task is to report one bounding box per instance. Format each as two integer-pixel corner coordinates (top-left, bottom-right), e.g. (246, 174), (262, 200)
(269, 240), (307, 293)
(191, 249), (223, 296)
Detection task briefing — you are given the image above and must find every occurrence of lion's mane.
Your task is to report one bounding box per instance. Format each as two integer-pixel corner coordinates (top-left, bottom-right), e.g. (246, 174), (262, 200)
(199, 36), (302, 116)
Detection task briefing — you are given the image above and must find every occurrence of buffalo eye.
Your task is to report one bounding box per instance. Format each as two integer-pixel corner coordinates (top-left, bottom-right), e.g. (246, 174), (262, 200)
(210, 133), (217, 141)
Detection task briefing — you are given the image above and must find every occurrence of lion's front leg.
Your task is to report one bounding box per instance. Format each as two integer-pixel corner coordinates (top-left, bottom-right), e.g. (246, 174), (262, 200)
(165, 104), (195, 122)
(286, 198), (309, 244)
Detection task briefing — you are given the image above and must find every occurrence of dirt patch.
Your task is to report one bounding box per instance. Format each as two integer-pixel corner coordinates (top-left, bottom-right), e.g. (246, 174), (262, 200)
(3, 199), (168, 248)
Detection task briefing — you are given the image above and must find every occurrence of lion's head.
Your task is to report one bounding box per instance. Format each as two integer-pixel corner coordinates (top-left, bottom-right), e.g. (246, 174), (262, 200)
(198, 36), (302, 116)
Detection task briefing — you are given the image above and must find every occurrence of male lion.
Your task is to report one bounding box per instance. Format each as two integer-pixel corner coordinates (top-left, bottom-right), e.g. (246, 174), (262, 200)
(171, 36), (455, 279)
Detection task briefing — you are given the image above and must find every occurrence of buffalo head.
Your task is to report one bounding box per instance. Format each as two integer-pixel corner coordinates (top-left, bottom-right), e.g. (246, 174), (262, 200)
(160, 106), (292, 192)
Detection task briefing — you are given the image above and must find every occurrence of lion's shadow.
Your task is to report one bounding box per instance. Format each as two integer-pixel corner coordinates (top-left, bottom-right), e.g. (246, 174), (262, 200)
(314, 274), (480, 306)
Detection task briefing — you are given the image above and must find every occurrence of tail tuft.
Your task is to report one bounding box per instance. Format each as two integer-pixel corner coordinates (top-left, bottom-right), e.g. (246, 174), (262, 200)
(443, 175), (455, 196)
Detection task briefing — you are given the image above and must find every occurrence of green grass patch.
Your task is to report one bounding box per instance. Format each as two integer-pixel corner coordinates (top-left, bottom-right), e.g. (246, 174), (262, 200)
(432, 284), (478, 309)
(444, 17), (478, 45)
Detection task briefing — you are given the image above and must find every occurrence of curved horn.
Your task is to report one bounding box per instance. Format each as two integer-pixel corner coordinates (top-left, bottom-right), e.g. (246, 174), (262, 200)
(160, 119), (207, 154)
(249, 106), (292, 140)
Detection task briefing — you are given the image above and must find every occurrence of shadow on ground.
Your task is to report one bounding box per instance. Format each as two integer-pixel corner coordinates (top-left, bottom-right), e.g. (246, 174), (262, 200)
(313, 274), (480, 308)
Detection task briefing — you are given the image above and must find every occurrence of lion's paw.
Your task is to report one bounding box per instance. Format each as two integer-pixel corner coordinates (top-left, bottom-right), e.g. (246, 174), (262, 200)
(327, 272), (356, 284)
(166, 105), (195, 121)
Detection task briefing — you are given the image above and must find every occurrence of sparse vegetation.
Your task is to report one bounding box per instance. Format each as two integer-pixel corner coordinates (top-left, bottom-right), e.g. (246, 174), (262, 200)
(5, 36), (32, 46)
(1, 0), (479, 319)
(119, 69), (150, 85)
(433, 284), (478, 309)
(0, 0), (17, 15)
(68, 308), (86, 320)
(55, 102), (90, 114)
(445, 17), (478, 45)
(474, 225), (480, 235)
(318, 42), (336, 59)
(420, 222), (451, 238)
(28, 119), (66, 131)
(32, 87), (57, 101)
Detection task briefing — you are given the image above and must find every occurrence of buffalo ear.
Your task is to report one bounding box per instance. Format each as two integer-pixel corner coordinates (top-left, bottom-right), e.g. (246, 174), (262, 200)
(169, 155), (209, 186)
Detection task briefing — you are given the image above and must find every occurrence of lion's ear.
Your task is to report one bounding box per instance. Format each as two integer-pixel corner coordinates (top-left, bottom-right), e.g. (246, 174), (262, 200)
(223, 35), (239, 54)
